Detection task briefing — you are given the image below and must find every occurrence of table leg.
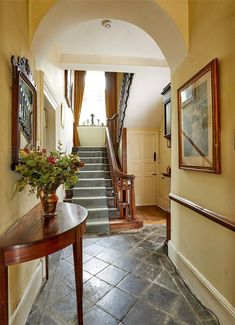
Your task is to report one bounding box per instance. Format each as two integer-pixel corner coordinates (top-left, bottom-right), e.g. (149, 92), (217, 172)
(45, 255), (49, 280)
(0, 265), (8, 325)
(73, 230), (83, 325)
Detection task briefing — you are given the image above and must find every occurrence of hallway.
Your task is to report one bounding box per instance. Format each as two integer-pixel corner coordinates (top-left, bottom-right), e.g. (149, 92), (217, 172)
(26, 225), (218, 325)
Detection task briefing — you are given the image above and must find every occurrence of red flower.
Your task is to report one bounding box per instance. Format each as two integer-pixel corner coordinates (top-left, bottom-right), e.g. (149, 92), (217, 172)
(48, 157), (56, 164)
(23, 148), (30, 154)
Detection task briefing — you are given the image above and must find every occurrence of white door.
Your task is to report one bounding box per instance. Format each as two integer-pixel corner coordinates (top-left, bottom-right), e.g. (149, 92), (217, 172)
(127, 131), (157, 206)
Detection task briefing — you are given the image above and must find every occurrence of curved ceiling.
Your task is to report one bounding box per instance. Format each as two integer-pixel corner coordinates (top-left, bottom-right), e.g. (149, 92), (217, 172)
(32, 0), (187, 69)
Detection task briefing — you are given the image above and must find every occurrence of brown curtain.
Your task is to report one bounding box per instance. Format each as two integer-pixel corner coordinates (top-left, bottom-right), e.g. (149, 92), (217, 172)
(105, 72), (117, 119)
(73, 70), (86, 147)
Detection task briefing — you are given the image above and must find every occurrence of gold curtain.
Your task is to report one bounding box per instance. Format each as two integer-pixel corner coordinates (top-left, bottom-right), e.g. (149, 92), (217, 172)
(73, 70), (86, 147)
(105, 72), (117, 119)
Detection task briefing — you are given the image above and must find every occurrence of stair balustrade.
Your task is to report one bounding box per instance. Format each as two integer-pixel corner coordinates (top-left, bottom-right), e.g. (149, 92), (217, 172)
(106, 123), (136, 220)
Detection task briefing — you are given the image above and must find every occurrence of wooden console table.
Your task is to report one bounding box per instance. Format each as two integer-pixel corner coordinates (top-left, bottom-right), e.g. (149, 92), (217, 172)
(0, 202), (88, 325)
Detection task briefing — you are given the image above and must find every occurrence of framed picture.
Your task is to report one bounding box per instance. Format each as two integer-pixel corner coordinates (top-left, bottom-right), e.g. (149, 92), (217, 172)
(60, 103), (64, 128)
(64, 70), (73, 109)
(161, 83), (171, 140)
(178, 58), (220, 173)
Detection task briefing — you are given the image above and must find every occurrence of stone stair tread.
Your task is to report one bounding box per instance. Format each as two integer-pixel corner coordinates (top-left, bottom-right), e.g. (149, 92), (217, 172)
(73, 196), (107, 199)
(73, 186), (106, 189)
(87, 207), (108, 211)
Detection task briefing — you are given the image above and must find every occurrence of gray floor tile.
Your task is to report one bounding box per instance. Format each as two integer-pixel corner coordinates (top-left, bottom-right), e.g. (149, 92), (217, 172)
(50, 291), (78, 323)
(97, 264), (128, 286)
(126, 247), (151, 261)
(123, 300), (166, 325)
(96, 248), (122, 263)
(117, 274), (150, 297)
(84, 276), (113, 303)
(97, 287), (137, 320)
(83, 257), (109, 275)
(84, 305), (118, 325)
(113, 255), (141, 272)
(133, 261), (162, 281)
(27, 225), (219, 325)
(83, 243), (106, 256)
(143, 283), (180, 314)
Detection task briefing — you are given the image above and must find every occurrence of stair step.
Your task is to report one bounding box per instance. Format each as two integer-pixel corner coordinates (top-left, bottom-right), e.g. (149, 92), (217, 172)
(73, 146), (106, 152)
(77, 151), (107, 158)
(76, 179), (106, 187)
(72, 196), (108, 208)
(81, 157), (108, 164)
(82, 164), (104, 171)
(79, 171), (105, 178)
(72, 187), (106, 197)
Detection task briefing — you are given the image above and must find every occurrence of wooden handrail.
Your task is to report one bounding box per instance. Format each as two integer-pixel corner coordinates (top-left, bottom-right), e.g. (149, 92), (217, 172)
(169, 193), (235, 232)
(106, 124), (136, 219)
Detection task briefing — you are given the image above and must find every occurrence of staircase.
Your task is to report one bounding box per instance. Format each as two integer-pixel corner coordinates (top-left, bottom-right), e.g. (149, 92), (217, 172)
(65, 146), (119, 234)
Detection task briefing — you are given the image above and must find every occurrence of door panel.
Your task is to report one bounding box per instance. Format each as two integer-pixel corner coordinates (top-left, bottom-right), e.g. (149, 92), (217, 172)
(127, 131), (157, 205)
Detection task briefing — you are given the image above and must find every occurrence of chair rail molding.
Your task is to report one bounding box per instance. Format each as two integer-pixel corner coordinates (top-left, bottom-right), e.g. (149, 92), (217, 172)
(169, 193), (235, 232)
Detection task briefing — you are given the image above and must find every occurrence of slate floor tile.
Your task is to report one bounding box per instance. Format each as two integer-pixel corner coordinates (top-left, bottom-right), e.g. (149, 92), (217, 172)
(155, 269), (180, 293)
(117, 274), (150, 297)
(84, 276), (113, 303)
(97, 287), (137, 320)
(143, 283), (180, 314)
(84, 305), (118, 325)
(133, 261), (162, 281)
(97, 264), (128, 286)
(113, 255), (141, 272)
(123, 300), (166, 325)
(137, 239), (159, 252)
(96, 248), (122, 263)
(174, 297), (201, 324)
(83, 243), (106, 256)
(50, 291), (77, 323)
(126, 247), (150, 261)
(27, 225), (219, 325)
(83, 257), (109, 275)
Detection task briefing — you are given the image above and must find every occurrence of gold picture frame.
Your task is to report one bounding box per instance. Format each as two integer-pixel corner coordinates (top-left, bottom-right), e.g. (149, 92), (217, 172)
(178, 59), (220, 173)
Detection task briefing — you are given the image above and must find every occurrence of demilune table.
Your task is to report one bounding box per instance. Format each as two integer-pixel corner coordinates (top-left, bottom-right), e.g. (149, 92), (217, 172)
(0, 202), (88, 324)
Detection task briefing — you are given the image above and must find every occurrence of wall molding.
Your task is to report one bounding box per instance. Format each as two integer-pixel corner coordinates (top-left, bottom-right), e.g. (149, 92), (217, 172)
(10, 260), (44, 325)
(169, 193), (235, 232)
(168, 241), (235, 325)
(43, 73), (59, 110)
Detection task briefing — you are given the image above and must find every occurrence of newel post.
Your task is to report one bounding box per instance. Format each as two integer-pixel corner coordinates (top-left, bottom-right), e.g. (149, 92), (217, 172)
(130, 178), (136, 219)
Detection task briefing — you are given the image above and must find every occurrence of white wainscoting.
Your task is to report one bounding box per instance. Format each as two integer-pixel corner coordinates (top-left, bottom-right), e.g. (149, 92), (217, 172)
(168, 241), (235, 325)
(77, 126), (106, 147)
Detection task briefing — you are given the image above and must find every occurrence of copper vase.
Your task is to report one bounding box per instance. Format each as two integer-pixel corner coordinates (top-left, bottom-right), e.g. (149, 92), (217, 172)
(40, 191), (59, 218)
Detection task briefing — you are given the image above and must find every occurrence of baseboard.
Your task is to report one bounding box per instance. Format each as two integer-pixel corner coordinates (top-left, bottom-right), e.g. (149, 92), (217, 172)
(168, 241), (235, 325)
(156, 198), (170, 212)
(10, 260), (44, 325)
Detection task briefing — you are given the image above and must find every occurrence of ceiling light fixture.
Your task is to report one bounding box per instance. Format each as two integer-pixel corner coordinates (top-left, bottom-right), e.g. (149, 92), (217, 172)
(102, 19), (112, 29)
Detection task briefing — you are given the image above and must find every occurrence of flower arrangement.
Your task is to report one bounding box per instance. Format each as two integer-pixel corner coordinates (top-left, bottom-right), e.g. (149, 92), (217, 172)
(15, 143), (83, 198)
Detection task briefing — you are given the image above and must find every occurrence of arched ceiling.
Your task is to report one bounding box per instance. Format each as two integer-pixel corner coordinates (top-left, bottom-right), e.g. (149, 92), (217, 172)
(31, 0), (187, 70)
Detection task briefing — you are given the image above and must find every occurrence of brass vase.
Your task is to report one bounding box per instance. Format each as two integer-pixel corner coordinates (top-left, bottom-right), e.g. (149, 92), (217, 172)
(39, 191), (59, 218)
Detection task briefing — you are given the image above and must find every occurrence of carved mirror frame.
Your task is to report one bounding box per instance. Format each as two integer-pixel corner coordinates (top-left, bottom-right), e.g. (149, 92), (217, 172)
(11, 56), (37, 170)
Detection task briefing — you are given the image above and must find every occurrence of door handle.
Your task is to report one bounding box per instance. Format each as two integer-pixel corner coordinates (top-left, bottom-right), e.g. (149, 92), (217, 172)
(152, 173), (156, 175)
(154, 152), (157, 161)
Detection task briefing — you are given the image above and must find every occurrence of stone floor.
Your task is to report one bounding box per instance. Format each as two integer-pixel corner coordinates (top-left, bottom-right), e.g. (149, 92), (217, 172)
(27, 225), (219, 325)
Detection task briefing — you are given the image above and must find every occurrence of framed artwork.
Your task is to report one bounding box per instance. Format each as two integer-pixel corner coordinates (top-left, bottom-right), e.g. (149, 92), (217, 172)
(64, 70), (73, 109)
(177, 58), (220, 173)
(60, 103), (64, 129)
(161, 83), (171, 140)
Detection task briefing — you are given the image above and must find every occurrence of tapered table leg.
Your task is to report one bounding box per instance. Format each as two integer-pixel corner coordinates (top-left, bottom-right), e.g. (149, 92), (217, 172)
(73, 229), (83, 325)
(0, 264), (8, 325)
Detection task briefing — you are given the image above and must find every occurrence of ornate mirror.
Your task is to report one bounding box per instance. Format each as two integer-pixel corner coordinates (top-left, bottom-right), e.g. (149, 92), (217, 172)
(11, 56), (37, 170)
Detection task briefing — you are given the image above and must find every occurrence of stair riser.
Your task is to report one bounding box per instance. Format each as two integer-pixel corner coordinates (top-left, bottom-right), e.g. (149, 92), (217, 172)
(82, 165), (104, 171)
(72, 198), (107, 208)
(82, 158), (108, 164)
(105, 179), (112, 187)
(109, 209), (121, 219)
(73, 147), (106, 152)
(77, 152), (107, 158)
(106, 188), (114, 197)
(87, 210), (108, 219)
(75, 179), (106, 187)
(86, 224), (109, 235)
(72, 188), (106, 197)
(79, 171), (105, 178)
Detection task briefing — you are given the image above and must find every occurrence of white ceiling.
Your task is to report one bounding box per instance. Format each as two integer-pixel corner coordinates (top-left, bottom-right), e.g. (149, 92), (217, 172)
(55, 18), (170, 128)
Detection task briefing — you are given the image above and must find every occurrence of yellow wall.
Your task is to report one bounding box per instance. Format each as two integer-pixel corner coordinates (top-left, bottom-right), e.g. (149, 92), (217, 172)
(171, 0), (235, 306)
(0, 0), (40, 314)
(157, 117), (171, 211)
